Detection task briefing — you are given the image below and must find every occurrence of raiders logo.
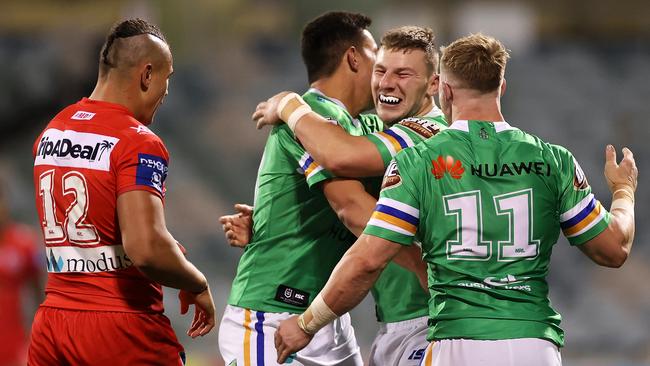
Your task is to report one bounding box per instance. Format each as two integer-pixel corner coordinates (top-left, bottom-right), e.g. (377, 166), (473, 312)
(399, 118), (441, 139)
(573, 158), (589, 190)
(381, 160), (402, 190)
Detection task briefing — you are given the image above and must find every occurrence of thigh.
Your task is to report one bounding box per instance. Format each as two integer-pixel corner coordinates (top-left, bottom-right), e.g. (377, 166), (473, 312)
(30, 307), (185, 366)
(297, 313), (363, 366)
(369, 318), (428, 366)
(219, 306), (362, 366)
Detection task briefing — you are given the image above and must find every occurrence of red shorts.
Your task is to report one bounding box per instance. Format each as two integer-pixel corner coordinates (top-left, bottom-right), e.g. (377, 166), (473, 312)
(28, 307), (185, 366)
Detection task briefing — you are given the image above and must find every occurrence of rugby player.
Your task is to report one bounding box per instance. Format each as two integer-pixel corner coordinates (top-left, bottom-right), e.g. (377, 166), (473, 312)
(241, 26), (447, 366)
(218, 12), (380, 366)
(274, 33), (637, 366)
(29, 19), (215, 365)
(0, 182), (41, 366)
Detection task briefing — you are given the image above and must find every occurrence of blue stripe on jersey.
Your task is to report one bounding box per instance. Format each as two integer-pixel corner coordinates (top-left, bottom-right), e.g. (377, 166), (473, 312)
(560, 197), (596, 230)
(376, 204), (419, 225)
(300, 156), (314, 171)
(255, 311), (265, 366)
(383, 129), (410, 149)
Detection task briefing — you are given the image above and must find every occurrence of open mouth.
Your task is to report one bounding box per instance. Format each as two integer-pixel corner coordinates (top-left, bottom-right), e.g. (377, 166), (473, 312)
(378, 94), (402, 105)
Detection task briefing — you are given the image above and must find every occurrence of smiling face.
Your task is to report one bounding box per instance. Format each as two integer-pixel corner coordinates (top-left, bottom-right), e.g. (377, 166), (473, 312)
(371, 47), (437, 124)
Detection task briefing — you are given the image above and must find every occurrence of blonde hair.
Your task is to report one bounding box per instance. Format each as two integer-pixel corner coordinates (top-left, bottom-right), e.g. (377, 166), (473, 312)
(440, 33), (510, 92)
(381, 26), (438, 74)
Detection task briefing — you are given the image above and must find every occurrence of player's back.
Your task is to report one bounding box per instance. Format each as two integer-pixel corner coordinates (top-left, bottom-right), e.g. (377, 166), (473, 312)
(395, 120), (608, 346)
(33, 98), (170, 313)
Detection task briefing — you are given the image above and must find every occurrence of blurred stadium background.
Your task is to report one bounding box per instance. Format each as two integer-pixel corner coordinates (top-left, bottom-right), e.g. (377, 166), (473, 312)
(1, 1), (648, 365)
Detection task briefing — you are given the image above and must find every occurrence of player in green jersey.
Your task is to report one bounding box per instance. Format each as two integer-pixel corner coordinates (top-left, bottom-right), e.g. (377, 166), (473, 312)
(250, 27), (445, 366)
(274, 34), (638, 366)
(253, 27), (447, 178)
(218, 12), (382, 366)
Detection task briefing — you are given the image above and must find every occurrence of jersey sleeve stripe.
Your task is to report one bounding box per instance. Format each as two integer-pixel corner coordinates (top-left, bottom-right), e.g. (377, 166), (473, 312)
(560, 193), (594, 222)
(298, 152), (323, 180)
(387, 126), (415, 149)
(377, 197), (420, 218)
(370, 211), (418, 234)
(563, 201), (607, 237)
(367, 217), (415, 237)
(375, 204), (419, 225)
(381, 129), (411, 151)
(560, 197), (596, 229)
(372, 132), (398, 157)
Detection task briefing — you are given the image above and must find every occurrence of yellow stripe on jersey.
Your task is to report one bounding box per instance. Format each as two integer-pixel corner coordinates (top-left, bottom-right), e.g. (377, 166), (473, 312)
(371, 211), (417, 234)
(377, 131), (405, 154)
(243, 309), (252, 366)
(563, 201), (603, 237)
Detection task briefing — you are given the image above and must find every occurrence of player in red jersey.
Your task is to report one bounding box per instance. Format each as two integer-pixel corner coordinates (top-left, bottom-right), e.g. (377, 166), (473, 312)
(28, 19), (215, 366)
(0, 183), (42, 366)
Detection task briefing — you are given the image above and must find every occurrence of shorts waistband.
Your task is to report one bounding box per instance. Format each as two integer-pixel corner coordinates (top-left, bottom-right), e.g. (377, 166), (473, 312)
(378, 315), (429, 333)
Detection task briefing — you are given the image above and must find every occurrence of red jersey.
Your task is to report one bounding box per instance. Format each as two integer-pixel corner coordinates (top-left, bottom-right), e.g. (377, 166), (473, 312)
(0, 223), (39, 357)
(33, 98), (170, 313)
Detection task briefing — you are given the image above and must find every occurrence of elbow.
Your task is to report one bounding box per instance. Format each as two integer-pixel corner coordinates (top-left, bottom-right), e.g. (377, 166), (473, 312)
(321, 157), (349, 177)
(335, 206), (367, 235)
(123, 235), (160, 271)
(603, 249), (629, 268)
(593, 247), (629, 268)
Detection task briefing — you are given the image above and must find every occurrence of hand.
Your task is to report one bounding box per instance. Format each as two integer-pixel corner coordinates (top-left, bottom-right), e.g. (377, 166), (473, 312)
(179, 286), (216, 338)
(219, 204), (254, 248)
(275, 315), (313, 363)
(252, 91), (292, 129)
(604, 145), (637, 193)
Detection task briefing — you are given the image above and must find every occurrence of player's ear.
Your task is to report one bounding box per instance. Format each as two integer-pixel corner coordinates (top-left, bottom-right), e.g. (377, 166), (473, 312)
(500, 78), (507, 97)
(427, 73), (440, 97)
(442, 82), (453, 104)
(346, 46), (359, 73)
(140, 64), (153, 91)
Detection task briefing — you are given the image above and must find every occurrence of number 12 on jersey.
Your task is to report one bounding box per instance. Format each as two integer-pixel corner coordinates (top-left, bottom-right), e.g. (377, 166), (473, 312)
(443, 188), (539, 261)
(39, 169), (100, 246)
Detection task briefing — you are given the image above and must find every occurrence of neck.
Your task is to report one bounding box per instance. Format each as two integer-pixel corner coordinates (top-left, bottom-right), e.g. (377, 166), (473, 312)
(414, 96), (435, 117)
(89, 74), (139, 118)
(452, 94), (504, 123)
(311, 74), (366, 117)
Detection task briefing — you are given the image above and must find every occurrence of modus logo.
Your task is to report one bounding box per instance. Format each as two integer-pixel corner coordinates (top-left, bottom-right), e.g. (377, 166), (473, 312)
(431, 155), (465, 179)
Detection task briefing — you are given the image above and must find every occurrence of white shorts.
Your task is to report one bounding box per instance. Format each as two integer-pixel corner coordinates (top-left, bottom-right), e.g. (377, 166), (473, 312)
(422, 338), (562, 366)
(219, 305), (363, 366)
(368, 316), (429, 366)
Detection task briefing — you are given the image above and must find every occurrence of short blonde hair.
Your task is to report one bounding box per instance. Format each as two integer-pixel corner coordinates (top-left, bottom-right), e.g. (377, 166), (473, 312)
(381, 26), (438, 74)
(440, 33), (510, 92)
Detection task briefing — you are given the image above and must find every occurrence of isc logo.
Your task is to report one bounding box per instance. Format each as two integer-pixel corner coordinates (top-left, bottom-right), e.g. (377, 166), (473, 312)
(407, 348), (426, 360)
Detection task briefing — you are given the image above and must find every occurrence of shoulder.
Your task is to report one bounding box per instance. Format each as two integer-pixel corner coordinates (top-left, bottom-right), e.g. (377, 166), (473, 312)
(395, 116), (445, 139)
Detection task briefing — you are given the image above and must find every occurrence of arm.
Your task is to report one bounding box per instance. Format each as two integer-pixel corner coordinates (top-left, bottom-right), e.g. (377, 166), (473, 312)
(118, 190), (215, 337)
(322, 176), (427, 288)
(578, 146), (637, 267)
(321, 178), (376, 237)
(253, 92), (385, 177)
(274, 234), (403, 362)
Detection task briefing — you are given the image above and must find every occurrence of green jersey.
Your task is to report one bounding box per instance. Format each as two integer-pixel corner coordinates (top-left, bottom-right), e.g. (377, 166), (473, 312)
(364, 120), (610, 346)
(228, 89), (383, 314)
(368, 107), (448, 323)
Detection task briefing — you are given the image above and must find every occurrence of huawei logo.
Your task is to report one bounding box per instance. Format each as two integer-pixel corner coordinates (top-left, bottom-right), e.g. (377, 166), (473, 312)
(431, 155), (465, 179)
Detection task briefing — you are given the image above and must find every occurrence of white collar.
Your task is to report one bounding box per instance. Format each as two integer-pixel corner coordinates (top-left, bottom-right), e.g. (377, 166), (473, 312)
(447, 120), (516, 133)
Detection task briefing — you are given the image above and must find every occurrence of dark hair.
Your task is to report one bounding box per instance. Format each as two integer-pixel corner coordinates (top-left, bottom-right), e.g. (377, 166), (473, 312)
(301, 12), (372, 83)
(381, 26), (438, 74)
(99, 18), (167, 73)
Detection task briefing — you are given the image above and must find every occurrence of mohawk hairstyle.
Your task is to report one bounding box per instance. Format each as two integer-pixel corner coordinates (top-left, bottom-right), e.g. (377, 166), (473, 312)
(301, 11), (372, 83)
(381, 26), (438, 74)
(99, 18), (167, 73)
